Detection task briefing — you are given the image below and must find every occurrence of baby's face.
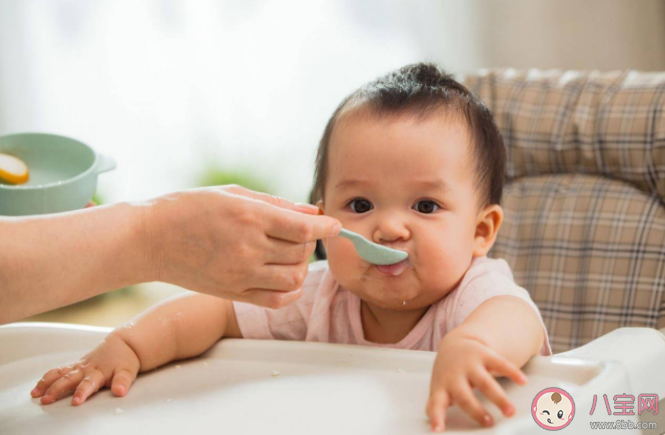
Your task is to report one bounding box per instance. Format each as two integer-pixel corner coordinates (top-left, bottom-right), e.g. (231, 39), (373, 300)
(321, 111), (488, 311)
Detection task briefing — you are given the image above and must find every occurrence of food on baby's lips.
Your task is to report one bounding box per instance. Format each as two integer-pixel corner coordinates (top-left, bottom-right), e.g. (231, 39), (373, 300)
(0, 152), (29, 184)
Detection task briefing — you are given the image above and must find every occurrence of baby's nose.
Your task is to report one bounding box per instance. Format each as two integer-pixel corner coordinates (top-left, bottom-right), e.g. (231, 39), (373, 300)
(372, 218), (410, 245)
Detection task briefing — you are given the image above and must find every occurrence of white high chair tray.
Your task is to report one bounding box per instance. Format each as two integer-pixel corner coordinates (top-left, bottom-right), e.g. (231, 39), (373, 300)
(1, 323), (664, 434)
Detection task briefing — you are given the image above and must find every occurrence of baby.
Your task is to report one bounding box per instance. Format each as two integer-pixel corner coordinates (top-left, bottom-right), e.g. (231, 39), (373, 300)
(31, 63), (551, 432)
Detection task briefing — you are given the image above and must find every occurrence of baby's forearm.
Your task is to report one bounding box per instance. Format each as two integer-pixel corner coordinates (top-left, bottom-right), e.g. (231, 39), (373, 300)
(448, 296), (543, 368)
(112, 292), (241, 372)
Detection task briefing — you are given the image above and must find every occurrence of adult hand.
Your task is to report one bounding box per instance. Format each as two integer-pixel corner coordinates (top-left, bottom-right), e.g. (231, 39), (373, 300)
(0, 185), (340, 325)
(144, 185), (341, 308)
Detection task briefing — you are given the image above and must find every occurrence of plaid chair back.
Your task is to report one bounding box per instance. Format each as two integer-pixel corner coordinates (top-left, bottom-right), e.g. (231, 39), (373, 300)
(463, 70), (665, 353)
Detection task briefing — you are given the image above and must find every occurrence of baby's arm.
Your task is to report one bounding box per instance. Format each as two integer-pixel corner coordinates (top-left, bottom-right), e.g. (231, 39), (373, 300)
(113, 292), (241, 371)
(426, 296), (544, 432)
(451, 295), (544, 368)
(31, 292), (240, 405)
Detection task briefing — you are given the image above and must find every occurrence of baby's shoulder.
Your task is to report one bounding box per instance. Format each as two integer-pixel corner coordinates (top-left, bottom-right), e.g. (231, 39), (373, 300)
(305, 260), (329, 286)
(441, 257), (517, 308)
(435, 256), (528, 331)
(298, 260), (335, 300)
(308, 259), (329, 273)
(458, 256), (515, 290)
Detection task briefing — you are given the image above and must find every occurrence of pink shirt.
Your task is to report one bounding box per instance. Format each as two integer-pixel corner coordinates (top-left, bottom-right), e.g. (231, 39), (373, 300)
(234, 257), (552, 355)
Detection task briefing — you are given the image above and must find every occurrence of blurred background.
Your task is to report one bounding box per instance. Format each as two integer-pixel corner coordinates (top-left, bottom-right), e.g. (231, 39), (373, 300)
(2, 0), (665, 327)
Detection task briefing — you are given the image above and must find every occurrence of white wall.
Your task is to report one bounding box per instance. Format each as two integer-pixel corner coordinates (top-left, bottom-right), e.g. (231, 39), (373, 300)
(0, 0), (478, 203)
(475, 0), (665, 71)
(0, 0), (663, 204)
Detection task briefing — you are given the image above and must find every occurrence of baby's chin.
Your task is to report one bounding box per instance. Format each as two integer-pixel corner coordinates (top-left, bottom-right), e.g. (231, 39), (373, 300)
(329, 258), (459, 307)
(338, 275), (448, 311)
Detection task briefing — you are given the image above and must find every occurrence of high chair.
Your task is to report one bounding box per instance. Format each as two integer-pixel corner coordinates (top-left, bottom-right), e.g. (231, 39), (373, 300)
(1, 69), (664, 434)
(463, 69), (665, 354)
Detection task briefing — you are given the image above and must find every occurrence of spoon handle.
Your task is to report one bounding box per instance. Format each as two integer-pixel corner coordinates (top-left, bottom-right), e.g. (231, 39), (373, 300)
(337, 228), (364, 245)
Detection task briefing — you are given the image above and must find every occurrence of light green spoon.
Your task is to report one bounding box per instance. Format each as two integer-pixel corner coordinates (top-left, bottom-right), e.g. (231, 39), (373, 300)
(338, 228), (408, 265)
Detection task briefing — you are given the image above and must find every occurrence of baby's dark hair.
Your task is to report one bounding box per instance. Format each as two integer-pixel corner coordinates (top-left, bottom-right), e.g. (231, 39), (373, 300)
(311, 63), (506, 208)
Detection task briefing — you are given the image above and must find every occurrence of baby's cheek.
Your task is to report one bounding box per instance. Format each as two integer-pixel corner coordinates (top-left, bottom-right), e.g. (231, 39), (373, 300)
(414, 237), (474, 299)
(416, 240), (459, 278)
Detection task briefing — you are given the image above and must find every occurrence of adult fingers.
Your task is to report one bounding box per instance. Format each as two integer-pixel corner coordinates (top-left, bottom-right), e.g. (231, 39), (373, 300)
(110, 369), (137, 397)
(264, 239), (316, 265)
(32, 365), (74, 398)
(449, 381), (493, 428)
(224, 185), (320, 215)
(249, 264), (308, 292)
(72, 370), (106, 406)
(470, 370), (515, 417)
(486, 353), (528, 386)
(241, 288), (303, 310)
(41, 369), (84, 404)
(426, 390), (450, 432)
(264, 206), (340, 243)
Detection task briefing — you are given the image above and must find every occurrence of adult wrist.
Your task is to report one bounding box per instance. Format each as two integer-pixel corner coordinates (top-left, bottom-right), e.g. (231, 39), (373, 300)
(128, 199), (163, 284)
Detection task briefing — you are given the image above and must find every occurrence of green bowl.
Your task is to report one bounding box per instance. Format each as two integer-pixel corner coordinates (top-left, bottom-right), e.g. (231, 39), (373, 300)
(0, 133), (116, 216)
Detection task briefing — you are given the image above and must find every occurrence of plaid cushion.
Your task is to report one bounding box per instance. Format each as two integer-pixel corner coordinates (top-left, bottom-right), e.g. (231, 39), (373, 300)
(464, 69), (665, 200)
(492, 174), (665, 353)
(462, 70), (665, 353)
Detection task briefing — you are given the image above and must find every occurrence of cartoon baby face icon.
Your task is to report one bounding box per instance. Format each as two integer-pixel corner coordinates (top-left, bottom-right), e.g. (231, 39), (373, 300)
(532, 387), (575, 430)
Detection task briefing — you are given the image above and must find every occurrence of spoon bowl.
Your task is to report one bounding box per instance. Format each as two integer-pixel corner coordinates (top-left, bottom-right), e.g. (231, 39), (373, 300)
(338, 228), (408, 265)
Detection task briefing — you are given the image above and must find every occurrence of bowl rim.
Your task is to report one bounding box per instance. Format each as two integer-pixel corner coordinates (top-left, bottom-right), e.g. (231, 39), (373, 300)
(0, 132), (100, 191)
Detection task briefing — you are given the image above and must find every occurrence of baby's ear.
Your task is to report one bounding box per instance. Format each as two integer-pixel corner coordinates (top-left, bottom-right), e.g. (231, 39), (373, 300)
(472, 204), (503, 257)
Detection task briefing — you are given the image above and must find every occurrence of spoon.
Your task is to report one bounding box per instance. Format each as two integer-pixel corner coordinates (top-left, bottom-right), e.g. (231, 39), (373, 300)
(338, 228), (408, 266)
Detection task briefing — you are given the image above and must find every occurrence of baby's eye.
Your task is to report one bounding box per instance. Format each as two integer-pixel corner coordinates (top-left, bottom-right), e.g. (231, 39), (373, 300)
(413, 200), (439, 214)
(541, 410), (550, 415)
(557, 410), (564, 419)
(348, 198), (373, 213)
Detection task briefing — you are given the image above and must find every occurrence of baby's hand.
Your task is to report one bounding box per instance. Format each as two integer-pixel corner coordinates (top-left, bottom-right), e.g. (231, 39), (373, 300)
(426, 335), (528, 432)
(31, 333), (140, 406)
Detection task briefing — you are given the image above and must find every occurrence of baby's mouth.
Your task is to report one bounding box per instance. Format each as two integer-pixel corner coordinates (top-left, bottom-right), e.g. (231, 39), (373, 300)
(547, 418), (552, 425)
(375, 259), (409, 276)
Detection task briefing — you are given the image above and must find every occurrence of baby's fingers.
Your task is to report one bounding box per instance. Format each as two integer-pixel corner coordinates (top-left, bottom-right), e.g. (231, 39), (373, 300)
(450, 381), (493, 428)
(72, 370), (106, 406)
(111, 369), (136, 397)
(426, 390), (450, 432)
(32, 366), (74, 398)
(486, 353), (527, 386)
(471, 370), (515, 417)
(41, 370), (84, 404)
